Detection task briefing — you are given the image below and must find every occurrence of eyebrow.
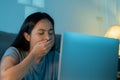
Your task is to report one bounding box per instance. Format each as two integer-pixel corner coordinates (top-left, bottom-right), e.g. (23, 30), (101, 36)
(38, 28), (53, 31)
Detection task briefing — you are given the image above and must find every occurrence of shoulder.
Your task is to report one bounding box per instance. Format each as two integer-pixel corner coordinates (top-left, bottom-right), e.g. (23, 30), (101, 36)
(2, 46), (21, 63)
(0, 47), (20, 73)
(3, 47), (19, 56)
(6, 46), (19, 52)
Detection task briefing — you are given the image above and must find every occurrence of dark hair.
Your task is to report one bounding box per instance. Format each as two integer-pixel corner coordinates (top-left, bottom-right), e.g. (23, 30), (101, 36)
(12, 12), (55, 51)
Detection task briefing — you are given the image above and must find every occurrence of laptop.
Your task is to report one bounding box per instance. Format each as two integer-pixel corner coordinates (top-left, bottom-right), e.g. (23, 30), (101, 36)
(58, 32), (119, 80)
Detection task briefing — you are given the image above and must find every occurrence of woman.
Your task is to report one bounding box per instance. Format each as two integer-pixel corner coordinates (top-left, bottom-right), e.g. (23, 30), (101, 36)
(0, 12), (59, 80)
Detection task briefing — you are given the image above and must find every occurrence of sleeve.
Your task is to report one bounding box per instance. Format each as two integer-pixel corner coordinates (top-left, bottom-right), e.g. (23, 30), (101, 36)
(2, 47), (20, 63)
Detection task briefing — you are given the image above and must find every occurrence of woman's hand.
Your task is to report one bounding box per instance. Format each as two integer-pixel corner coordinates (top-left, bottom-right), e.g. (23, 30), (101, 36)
(30, 39), (54, 59)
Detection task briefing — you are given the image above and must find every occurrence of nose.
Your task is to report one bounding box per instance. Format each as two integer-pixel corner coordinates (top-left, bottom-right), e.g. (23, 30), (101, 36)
(44, 33), (50, 41)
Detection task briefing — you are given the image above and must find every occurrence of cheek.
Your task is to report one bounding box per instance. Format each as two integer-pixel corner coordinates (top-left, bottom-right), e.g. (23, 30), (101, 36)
(52, 36), (55, 45)
(51, 35), (55, 42)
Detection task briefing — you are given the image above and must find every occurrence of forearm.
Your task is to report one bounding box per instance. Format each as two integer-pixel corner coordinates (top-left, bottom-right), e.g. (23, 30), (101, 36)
(1, 53), (40, 80)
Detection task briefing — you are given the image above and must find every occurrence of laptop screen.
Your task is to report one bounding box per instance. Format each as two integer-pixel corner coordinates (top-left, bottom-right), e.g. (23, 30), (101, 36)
(58, 32), (119, 80)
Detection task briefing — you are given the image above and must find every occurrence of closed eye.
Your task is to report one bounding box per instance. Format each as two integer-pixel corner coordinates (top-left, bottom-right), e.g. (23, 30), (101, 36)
(38, 30), (45, 35)
(37, 29), (54, 35)
(48, 29), (54, 35)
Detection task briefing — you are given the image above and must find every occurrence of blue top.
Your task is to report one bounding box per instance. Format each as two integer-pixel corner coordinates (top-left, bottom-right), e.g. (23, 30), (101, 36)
(3, 47), (59, 80)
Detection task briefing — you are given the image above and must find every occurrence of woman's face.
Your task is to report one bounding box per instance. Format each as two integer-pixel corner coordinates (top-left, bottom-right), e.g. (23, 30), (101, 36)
(26, 19), (55, 51)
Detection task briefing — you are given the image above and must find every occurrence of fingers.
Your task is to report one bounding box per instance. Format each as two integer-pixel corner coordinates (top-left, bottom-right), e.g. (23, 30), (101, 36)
(42, 40), (54, 53)
(36, 39), (54, 53)
(45, 41), (54, 51)
(38, 39), (54, 47)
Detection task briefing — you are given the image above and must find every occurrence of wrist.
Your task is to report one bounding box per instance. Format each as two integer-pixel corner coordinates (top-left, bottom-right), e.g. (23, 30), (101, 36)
(28, 52), (42, 63)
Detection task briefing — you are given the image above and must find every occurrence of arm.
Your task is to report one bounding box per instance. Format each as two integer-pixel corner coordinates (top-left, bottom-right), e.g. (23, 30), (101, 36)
(0, 52), (39, 80)
(0, 40), (53, 80)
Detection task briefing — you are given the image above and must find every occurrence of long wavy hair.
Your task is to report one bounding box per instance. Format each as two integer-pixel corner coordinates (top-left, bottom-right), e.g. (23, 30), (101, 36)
(11, 12), (55, 51)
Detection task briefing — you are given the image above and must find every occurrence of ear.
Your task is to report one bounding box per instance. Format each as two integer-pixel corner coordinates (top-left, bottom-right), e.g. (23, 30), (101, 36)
(24, 32), (30, 42)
